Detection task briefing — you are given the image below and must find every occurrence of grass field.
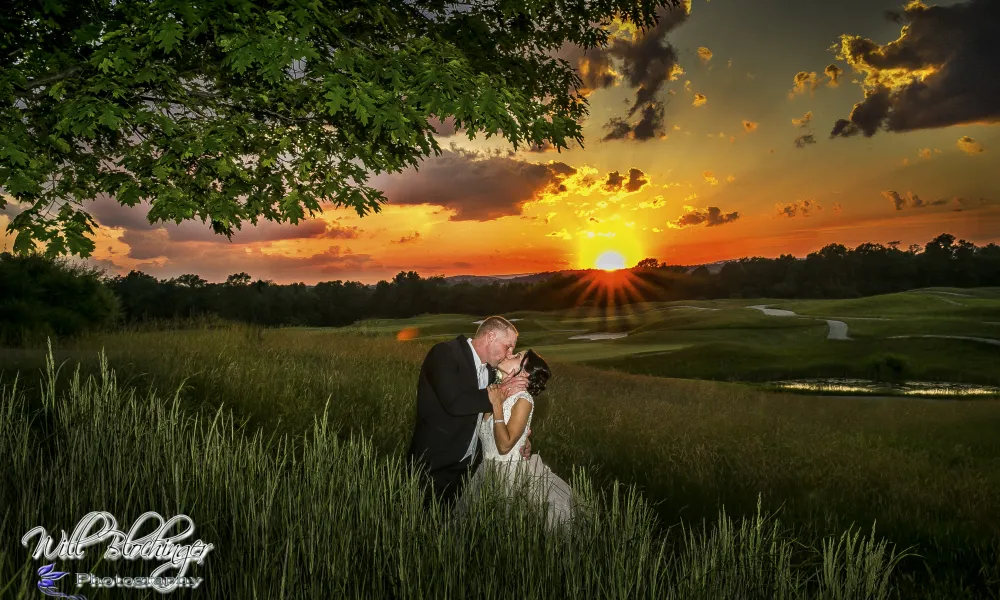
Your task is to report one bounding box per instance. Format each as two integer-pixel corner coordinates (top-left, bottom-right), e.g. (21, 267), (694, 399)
(2, 323), (999, 598)
(333, 289), (1000, 389)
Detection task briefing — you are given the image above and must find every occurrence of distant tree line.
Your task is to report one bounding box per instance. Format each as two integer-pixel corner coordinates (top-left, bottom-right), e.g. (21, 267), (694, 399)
(2, 233), (998, 343)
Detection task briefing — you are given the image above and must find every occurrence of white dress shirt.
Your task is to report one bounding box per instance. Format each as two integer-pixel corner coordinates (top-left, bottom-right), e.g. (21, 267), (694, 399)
(462, 338), (490, 461)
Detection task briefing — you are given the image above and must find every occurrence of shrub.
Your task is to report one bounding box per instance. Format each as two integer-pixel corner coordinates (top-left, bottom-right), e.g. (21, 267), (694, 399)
(867, 354), (910, 383)
(0, 252), (120, 346)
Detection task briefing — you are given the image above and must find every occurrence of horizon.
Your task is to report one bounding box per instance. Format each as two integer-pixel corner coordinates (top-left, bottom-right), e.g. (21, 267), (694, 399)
(90, 232), (971, 285)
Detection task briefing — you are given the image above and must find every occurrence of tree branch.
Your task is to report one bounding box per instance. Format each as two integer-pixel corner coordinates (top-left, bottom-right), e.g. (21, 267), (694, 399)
(24, 65), (84, 89)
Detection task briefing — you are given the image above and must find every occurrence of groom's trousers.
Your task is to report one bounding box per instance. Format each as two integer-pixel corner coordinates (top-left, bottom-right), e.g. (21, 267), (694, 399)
(427, 451), (483, 508)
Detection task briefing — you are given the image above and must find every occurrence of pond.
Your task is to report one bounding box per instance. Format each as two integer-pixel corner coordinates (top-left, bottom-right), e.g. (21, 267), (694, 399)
(769, 378), (1000, 398)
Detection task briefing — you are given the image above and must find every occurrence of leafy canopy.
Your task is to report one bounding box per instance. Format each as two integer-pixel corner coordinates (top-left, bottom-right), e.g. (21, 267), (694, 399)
(1, 0), (682, 257)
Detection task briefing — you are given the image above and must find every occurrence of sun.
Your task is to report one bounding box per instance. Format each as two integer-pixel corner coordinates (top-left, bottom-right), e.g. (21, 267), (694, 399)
(595, 250), (627, 271)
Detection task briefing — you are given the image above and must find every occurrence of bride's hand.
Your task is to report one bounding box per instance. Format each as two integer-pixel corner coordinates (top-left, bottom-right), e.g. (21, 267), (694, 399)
(487, 383), (507, 408)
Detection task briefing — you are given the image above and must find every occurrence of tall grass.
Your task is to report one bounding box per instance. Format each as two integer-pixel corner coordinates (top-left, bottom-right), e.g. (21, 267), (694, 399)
(0, 344), (914, 599)
(4, 324), (999, 597)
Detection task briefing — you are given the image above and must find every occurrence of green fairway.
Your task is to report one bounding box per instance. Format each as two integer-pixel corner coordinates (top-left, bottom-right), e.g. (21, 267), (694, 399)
(325, 289), (1000, 389)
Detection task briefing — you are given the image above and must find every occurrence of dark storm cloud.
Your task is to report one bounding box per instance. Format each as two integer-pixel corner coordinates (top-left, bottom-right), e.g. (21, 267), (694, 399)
(602, 102), (667, 142)
(603, 171), (625, 191)
(556, 4), (690, 142)
(624, 168), (649, 192)
(167, 219), (361, 243)
(372, 147), (577, 221)
(794, 134), (817, 148)
(87, 194), (157, 231)
(602, 168), (649, 193)
(668, 206), (740, 228)
(611, 6), (689, 115)
(88, 193), (361, 243)
(576, 50), (618, 95)
(831, 0), (1000, 138)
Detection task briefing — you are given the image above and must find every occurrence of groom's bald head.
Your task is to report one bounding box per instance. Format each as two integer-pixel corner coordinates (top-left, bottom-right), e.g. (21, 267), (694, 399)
(472, 317), (518, 367)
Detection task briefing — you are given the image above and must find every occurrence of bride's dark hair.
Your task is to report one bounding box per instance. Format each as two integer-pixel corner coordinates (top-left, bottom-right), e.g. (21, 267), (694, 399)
(520, 349), (551, 396)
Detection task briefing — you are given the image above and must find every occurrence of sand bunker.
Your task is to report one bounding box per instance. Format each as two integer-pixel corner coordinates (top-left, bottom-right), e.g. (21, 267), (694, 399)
(746, 304), (797, 317)
(747, 305), (850, 340)
(825, 320), (850, 340)
(568, 332), (629, 341)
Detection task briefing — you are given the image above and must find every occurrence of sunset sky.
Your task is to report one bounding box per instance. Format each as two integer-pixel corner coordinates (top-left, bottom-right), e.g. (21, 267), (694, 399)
(3, 0), (997, 284)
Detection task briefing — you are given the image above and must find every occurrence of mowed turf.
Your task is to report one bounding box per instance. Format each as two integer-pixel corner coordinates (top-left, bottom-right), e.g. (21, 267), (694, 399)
(335, 289), (1000, 387)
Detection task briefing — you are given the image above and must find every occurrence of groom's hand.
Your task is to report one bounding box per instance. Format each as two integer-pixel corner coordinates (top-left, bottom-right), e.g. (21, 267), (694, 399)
(499, 372), (528, 397)
(520, 428), (532, 459)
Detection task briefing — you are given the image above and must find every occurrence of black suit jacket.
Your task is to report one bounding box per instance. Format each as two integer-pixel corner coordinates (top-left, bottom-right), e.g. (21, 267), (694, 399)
(408, 335), (495, 474)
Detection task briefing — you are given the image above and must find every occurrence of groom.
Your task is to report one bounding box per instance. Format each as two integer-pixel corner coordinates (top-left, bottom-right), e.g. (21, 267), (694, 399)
(408, 316), (531, 507)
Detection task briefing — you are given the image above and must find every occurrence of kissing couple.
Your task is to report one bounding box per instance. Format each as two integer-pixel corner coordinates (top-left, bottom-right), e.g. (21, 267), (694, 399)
(407, 316), (575, 527)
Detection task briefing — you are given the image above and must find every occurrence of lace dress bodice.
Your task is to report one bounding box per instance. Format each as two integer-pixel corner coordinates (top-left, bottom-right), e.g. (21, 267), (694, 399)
(477, 391), (534, 462)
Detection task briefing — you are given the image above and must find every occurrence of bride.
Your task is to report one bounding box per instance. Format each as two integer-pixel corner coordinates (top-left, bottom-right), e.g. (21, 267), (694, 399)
(457, 349), (577, 528)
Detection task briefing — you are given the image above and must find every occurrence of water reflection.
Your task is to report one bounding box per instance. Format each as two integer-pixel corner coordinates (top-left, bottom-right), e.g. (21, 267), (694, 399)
(772, 378), (1000, 398)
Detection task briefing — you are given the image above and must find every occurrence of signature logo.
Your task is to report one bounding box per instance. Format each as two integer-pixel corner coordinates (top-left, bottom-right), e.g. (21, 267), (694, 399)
(23, 511), (213, 594)
(36, 564), (86, 600)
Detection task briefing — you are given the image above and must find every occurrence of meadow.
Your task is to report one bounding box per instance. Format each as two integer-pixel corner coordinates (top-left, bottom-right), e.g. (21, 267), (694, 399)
(1, 300), (999, 598)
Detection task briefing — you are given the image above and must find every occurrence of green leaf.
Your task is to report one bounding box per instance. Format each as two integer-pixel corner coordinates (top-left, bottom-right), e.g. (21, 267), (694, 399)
(98, 108), (121, 130)
(154, 19), (183, 53)
(325, 87), (346, 117)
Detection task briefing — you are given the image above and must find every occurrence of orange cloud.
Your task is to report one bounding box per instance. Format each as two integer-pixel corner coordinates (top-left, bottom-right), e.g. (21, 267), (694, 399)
(392, 231), (421, 244)
(668, 206), (740, 228)
(824, 64), (843, 87)
(789, 71), (819, 97)
(957, 136), (986, 154)
(637, 196), (667, 210)
(792, 111), (813, 127)
(775, 199), (822, 218)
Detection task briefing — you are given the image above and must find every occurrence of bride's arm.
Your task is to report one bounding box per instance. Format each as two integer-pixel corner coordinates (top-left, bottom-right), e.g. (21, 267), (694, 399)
(489, 396), (532, 455)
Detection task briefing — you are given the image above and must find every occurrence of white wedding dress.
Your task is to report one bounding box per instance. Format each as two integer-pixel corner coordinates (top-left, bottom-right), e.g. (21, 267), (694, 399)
(459, 391), (577, 528)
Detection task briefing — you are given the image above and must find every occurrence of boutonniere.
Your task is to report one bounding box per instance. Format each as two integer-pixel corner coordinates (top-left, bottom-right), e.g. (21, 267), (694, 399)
(493, 369), (503, 385)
